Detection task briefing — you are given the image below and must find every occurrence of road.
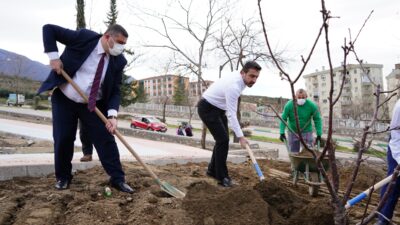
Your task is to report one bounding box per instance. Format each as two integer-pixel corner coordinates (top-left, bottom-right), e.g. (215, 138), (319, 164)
(0, 105), (386, 163)
(0, 117), (220, 166)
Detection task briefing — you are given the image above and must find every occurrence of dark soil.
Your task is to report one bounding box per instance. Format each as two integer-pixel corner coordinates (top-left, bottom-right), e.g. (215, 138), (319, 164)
(0, 159), (394, 225)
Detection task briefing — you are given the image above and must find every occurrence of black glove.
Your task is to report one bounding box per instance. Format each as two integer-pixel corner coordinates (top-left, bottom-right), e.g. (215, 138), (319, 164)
(279, 134), (286, 142)
(316, 136), (321, 144)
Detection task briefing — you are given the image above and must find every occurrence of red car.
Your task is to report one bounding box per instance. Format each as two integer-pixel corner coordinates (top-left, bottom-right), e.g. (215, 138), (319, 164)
(130, 116), (168, 132)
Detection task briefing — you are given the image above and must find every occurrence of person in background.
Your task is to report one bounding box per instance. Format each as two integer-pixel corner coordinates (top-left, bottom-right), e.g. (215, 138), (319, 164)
(279, 89), (322, 153)
(198, 61), (261, 187)
(79, 120), (93, 162)
(374, 99), (400, 225)
(177, 125), (185, 136)
(185, 124), (193, 137)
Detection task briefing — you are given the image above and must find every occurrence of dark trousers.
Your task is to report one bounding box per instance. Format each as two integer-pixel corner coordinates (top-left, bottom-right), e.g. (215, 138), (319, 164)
(79, 120), (93, 155)
(197, 98), (230, 180)
(378, 146), (400, 223)
(51, 88), (125, 183)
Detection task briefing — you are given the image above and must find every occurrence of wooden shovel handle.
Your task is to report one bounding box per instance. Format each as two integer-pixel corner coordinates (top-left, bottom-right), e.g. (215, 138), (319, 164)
(60, 69), (159, 181)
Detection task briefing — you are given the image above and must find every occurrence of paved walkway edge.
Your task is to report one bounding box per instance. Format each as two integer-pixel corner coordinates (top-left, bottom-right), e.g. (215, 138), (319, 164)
(0, 156), (246, 181)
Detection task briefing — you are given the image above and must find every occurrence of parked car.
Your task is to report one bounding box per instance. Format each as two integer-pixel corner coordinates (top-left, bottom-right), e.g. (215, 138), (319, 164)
(130, 116), (168, 132)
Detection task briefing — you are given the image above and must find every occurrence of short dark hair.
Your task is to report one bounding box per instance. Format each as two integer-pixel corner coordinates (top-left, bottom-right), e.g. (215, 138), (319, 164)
(105, 24), (129, 38)
(241, 61), (262, 73)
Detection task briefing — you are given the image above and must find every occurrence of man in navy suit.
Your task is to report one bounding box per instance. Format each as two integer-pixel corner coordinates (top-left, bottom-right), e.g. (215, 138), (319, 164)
(38, 24), (134, 193)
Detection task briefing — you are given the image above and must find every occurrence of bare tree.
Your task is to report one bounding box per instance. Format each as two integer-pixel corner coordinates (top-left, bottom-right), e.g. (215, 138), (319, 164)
(214, 18), (285, 76)
(214, 17), (286, 142)
(257, 0), (400, 224)
(143, 0), (227, 148)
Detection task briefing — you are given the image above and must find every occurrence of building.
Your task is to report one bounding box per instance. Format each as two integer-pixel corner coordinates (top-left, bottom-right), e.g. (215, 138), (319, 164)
(386, 64), (400, 115)
(304, 64), (383, 119)
(141, 74), (189, 104)
(189, 80), (214, 98)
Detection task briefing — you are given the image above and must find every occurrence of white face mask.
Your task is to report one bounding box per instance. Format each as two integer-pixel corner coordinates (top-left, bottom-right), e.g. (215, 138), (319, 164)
(108, 37), (125, 56)
(297, 99), (306, 105)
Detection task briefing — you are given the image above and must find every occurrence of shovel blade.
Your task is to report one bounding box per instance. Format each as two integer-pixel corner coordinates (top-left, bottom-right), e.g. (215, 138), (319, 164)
(159, 180), (186, 199)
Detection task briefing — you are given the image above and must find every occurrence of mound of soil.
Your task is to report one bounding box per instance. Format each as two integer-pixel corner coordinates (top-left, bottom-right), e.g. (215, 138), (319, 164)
(339, 163), (386, 190)
(0, 161), (340, 225)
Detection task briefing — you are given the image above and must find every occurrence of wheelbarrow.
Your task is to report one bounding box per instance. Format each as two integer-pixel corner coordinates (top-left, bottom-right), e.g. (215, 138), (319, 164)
(285, 140), (329, 197)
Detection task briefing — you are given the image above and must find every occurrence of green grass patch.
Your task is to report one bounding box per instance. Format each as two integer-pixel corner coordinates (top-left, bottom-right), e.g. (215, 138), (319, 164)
(248, 135), (281, 143)
(335, 145), (353, 152)
(365, 148), (386, 158)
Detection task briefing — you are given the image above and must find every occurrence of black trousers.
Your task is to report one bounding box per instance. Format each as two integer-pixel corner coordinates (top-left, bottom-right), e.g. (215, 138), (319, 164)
(197, 98), (230, 180)
(51, 88), (125, 184)
(79, 120), (93, 155)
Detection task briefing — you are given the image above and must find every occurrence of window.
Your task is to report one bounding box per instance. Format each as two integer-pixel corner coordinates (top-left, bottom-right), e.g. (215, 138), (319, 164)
(322, 83), (326, 87)
(354, 78), (357, 83)
(323, 99), (327, 103)
(354, 69), (357, 74)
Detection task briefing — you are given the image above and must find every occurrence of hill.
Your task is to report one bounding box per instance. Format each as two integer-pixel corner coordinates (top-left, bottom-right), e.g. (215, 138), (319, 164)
(0, 49), (50, 82)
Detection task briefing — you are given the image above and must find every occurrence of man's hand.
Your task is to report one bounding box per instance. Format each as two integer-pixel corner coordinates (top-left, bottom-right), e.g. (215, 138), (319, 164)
(106, 118), (117, 134)
(279, 133), (286, 142)
(50, 59), (63, 74)
(239, 136), (249, 149)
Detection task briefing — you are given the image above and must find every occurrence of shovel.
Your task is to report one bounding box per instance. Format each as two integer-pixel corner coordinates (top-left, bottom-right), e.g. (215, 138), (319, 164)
(345, 173), (400, 209)
(245, 144), (265, 181)
(60, 69), (186, 199)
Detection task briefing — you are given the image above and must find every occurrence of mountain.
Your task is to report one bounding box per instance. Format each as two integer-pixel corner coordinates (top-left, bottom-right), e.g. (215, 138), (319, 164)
(0, 49), (50, 81)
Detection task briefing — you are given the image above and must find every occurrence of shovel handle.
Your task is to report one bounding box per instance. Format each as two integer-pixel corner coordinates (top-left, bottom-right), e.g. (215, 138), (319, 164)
(345, 173), (399, 209)
(245, 144), (265, 181)
(60, 70), (160, 182)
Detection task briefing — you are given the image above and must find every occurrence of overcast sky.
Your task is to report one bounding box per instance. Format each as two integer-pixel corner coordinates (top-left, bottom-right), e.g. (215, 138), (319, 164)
(1, 0), (399, 98)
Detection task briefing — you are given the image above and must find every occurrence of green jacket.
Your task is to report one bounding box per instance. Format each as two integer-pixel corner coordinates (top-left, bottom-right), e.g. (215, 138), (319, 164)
(279, 99), (322, 136)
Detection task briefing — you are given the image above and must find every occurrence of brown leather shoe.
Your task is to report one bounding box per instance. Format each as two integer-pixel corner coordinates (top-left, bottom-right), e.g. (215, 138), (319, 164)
(80, 154), (92, 162)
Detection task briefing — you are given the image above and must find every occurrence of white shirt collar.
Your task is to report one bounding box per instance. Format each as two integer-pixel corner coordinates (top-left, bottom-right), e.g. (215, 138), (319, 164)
(96, 39), (106, 55)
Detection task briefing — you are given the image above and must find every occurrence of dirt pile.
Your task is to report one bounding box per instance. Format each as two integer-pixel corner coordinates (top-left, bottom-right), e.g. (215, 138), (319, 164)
(183, 181), (270, 225)
(0, 161), (342, 225)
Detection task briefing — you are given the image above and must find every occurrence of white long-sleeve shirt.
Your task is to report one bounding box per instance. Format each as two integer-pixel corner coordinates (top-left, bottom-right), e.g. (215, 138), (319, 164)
(389, 99), (400, 164)
(202, 71), (246, 137)
(47, 40), (117, 117)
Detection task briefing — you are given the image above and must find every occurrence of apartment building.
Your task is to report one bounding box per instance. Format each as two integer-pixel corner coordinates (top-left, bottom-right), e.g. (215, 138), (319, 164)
(386, 64), (400, 115)
(304, 64), (383, 119)
(141, 74), (189, 103)
(189, 80), (214, 97)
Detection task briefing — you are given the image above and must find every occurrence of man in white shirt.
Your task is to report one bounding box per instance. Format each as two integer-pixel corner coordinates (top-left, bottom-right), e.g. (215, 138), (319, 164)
(198, 61), (261, 187)
(375, 99), (400, 225)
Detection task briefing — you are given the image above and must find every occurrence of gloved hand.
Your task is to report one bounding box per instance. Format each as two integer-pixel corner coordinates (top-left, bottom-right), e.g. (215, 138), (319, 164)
(315, 135), (321, 144)
(279, 134), (286, 142)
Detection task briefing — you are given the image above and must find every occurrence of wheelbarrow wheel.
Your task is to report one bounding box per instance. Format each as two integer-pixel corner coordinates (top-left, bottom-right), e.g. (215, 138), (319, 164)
(308, 173), (319, 197)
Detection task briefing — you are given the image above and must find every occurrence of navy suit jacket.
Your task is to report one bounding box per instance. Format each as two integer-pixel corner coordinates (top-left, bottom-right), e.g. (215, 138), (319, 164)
(38, 24), (127, 111)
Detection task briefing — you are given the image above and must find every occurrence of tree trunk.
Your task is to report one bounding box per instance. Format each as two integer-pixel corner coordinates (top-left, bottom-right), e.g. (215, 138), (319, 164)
(162, 97), (167, 123)
(201, 123), (207, 149)
(333, 201), (347, 225)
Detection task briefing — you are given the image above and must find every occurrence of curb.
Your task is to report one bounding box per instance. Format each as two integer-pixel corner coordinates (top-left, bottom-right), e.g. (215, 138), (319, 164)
(0, 156), (247, 181)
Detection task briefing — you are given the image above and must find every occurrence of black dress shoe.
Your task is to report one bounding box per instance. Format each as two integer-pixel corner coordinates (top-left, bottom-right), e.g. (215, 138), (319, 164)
(218, 177), (233, 187)
(111, 182), (135, 194)
(55, 179), (71, 190)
